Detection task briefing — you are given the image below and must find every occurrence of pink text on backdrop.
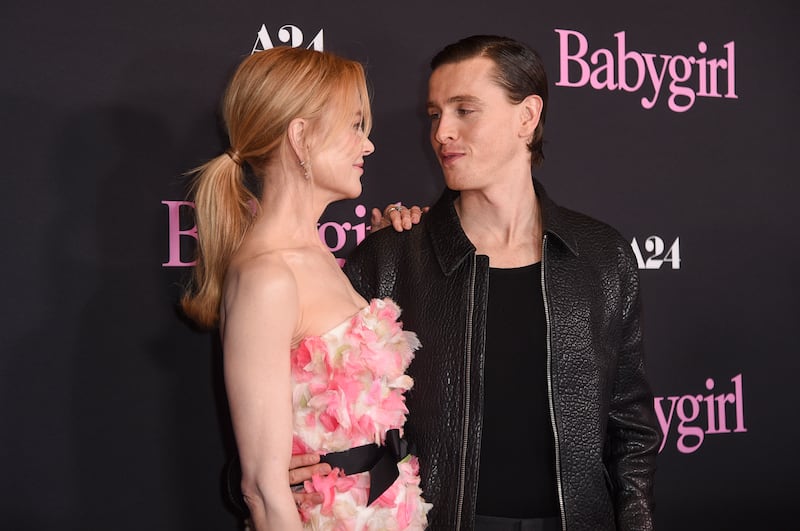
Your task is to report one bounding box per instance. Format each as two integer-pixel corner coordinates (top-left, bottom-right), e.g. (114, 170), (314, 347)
(162, 201), (369, 267)
(555, 29), (737, 112)
(162, 200), (197, 267)
(654, 374), (746, 454)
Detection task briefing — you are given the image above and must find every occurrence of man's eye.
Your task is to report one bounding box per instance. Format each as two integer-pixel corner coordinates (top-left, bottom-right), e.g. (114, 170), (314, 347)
(457, 108), (474, 116)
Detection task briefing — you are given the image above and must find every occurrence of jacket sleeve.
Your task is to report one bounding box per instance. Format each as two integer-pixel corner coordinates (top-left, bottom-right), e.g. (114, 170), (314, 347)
(343, 242), (376, 299)
(607, 241), (661, 531)
(343, 229), (400, 301)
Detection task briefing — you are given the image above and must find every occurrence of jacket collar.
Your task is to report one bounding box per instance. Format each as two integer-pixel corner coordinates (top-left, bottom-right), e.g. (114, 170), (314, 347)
(426, 188), (475, 276)
(427, 180), (580, 276)
(535, 179), (580, 257)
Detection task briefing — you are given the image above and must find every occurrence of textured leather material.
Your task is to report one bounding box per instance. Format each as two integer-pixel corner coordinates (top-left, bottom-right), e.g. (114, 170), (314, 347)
(344, 182), (660, 531)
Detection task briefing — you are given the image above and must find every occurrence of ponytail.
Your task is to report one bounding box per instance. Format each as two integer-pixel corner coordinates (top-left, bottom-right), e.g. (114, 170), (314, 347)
(181, 152), (258, 328)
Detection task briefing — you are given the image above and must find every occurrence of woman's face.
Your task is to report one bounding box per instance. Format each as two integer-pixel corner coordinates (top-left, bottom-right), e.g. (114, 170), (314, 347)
(309, 102), (375, 200)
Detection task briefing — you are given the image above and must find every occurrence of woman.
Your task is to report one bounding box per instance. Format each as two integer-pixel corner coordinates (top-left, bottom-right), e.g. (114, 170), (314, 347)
(181, 47), (431, 530)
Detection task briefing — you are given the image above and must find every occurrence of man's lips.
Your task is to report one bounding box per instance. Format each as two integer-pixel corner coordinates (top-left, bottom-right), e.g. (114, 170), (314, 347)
(439, 151), (464, 165)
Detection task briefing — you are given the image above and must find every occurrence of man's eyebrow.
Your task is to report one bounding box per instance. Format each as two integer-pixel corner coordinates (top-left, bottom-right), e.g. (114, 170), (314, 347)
(426, 95), (483, 107)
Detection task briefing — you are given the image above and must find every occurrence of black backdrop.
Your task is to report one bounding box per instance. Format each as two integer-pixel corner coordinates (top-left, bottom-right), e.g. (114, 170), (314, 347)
(2, 1), (798, 529)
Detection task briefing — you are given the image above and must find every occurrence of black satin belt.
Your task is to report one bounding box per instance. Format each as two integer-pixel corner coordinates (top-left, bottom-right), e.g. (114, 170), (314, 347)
(223, 429), (410, 517)
(319, 428), (409, 505)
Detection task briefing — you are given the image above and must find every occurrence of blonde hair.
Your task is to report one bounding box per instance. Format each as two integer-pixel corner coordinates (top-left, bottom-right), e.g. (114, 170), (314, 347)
(181, 47), (372, 328)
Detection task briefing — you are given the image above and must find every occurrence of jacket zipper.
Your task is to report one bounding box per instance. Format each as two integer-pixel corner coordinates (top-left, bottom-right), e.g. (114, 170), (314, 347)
(455, 253), (477, 530)
(542, 235), (567, 531)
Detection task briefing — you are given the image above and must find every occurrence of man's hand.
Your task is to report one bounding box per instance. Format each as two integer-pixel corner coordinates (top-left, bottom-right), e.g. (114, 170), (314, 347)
(289, 453), (331, 507)
(371, 204), (428, 232)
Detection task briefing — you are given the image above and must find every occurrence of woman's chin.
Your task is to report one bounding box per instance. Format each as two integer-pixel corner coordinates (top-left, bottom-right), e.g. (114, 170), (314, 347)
(345, 183), (363, 199)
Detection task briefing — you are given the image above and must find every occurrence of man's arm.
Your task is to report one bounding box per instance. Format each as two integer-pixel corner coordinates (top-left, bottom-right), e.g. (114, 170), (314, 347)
(607, 242), (661, 531)
(343, 220), (405, 300)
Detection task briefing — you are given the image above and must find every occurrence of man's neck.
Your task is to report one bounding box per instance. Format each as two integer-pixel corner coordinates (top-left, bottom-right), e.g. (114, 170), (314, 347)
(455, 178), (543, 267)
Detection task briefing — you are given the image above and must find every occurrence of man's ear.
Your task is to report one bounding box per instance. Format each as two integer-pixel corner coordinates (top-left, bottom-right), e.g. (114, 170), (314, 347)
(519, 94), (543, 140)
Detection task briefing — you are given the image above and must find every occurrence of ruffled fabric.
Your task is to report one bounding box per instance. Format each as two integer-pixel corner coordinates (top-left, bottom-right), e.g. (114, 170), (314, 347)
(290, 298), (431, 530)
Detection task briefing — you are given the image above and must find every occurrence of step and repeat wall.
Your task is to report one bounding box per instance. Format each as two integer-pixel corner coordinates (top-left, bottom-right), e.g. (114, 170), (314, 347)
(2, 1), (797, 529)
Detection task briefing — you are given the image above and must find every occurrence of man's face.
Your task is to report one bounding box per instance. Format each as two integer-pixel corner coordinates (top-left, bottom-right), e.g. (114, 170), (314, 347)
(426, 57), (532, 192)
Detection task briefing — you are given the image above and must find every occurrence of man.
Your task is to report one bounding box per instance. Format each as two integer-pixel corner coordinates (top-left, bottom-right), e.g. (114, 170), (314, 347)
(293, 35), (660, 530)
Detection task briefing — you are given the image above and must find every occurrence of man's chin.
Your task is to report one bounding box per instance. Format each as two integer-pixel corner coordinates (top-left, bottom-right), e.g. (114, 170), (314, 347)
(442, 174), (469, 191)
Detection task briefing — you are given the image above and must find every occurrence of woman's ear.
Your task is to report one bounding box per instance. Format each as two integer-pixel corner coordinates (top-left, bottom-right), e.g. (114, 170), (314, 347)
(519, 94), (543, 139)
(287, 118), (308, 161)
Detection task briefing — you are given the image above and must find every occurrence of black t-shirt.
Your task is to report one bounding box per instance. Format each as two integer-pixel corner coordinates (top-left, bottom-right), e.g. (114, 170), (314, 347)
(475, 262), (559, 517)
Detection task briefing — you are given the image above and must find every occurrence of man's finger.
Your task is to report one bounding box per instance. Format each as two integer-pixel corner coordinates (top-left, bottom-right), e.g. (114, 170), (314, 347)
(370, 207), (387, 232)
(293, 491), (323, 508)
(391, 209), (404, 231)
(289, 453), (320, 469)
(288, 462), (332, 485)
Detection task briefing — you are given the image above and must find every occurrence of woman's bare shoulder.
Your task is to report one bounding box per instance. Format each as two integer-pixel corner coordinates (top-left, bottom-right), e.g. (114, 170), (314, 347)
(226, 255), (301, 312)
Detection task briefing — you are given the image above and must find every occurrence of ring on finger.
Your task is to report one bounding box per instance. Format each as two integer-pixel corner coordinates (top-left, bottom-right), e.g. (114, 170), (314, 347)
(387, 205), (404, 214)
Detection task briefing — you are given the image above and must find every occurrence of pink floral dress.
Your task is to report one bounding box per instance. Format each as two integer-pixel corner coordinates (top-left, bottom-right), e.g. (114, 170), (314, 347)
(291, 298), (432, 530)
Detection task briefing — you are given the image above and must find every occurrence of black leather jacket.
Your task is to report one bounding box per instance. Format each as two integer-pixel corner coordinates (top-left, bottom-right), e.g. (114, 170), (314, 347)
(344, 184), (660, 530)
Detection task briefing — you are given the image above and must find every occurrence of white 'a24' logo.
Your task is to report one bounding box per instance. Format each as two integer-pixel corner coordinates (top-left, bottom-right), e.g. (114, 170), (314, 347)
(252, 24), (324, 54)
(631, 236), (680, 269)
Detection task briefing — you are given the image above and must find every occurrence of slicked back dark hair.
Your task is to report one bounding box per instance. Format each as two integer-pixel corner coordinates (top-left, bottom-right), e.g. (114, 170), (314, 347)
(431, 35), (548, 167)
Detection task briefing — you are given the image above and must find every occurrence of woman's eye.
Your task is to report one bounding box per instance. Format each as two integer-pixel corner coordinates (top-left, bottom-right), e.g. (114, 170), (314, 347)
(427, 113), (440, 121)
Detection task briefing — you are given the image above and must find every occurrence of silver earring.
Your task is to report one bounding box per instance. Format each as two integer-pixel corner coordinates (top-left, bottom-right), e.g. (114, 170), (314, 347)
(299, 160), (311, 180)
